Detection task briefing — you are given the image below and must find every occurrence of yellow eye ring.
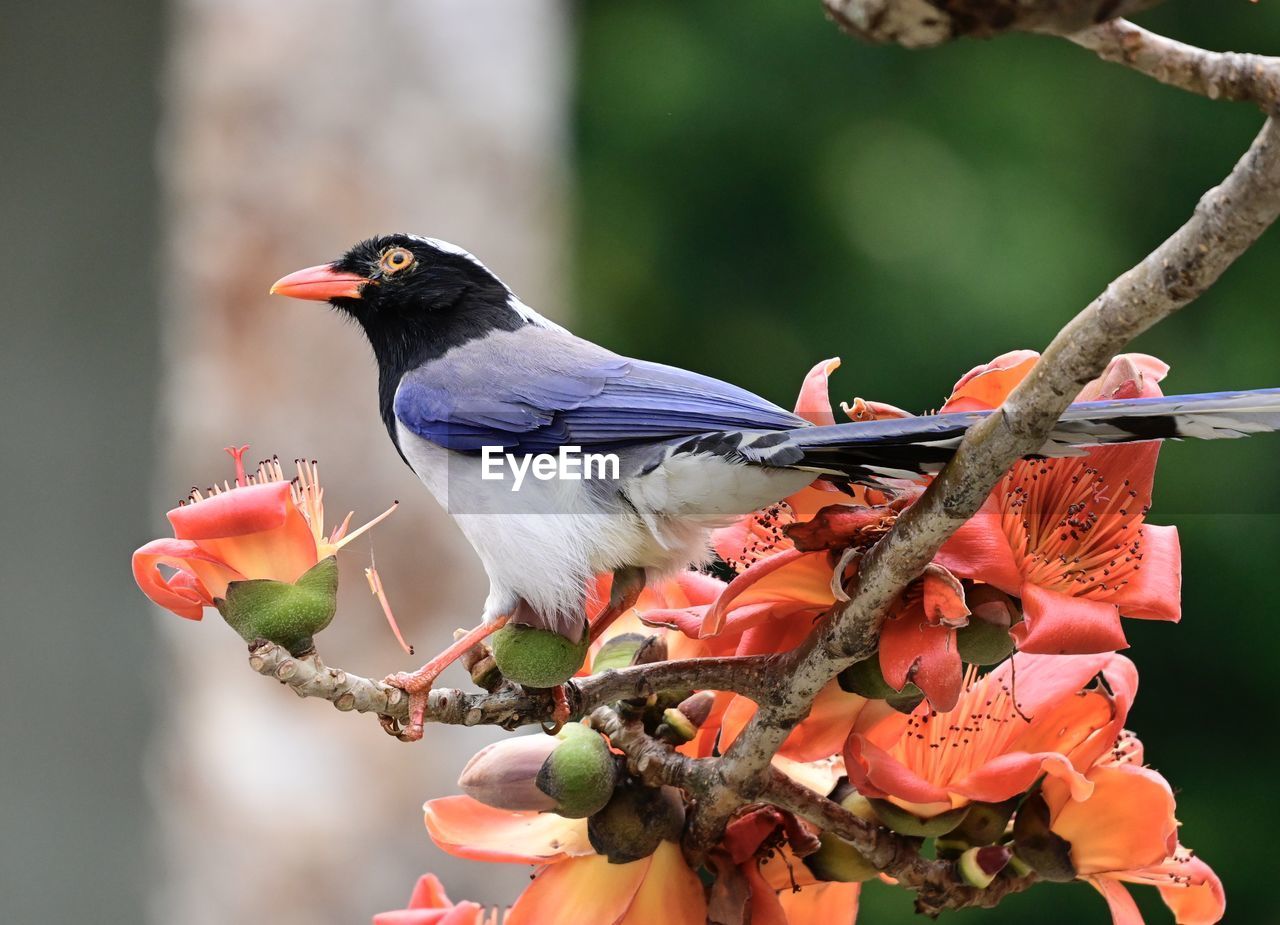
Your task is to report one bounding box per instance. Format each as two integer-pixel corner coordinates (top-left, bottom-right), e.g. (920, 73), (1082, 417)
(380, 247), (415, 275)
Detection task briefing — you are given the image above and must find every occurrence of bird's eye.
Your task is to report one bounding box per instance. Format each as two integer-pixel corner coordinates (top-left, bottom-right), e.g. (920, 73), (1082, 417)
(380, 247), (415, 275)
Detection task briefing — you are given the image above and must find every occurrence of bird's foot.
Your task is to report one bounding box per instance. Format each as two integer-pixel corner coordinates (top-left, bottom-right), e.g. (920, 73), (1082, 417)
(379, 615), (510, 743)
(542, 685), (572, 735)
(586, 566), (647, 645)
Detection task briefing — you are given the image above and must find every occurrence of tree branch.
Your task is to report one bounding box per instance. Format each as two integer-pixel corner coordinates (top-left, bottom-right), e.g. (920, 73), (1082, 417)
(1068, 18), (1280, 111)
(689, 108), (1280, 865)
(247, 641), (775, 729)
(822, 0), (1164, 49)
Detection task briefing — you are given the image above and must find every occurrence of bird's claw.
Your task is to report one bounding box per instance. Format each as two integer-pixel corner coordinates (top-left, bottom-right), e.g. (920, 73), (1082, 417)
(380, 671), (435, 742)
(541, 685), (572, 735)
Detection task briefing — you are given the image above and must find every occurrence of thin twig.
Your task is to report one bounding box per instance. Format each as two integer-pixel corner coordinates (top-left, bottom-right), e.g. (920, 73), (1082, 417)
(1069, 19), (1280, 111)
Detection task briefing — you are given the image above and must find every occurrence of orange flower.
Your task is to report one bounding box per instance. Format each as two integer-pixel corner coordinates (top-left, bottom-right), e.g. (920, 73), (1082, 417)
(935, 352), (1181, 654)
(716, 806), (861, 925)
(132, 446), (394, 620)
(844, 652), (1135, 820)
(373, 873), (499, 925)
(1042, 731), (1224, 924)
(423, 796), (707, 925)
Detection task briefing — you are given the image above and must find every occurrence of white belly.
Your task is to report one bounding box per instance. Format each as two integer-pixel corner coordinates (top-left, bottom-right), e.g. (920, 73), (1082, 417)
(395, 423), (815, 633)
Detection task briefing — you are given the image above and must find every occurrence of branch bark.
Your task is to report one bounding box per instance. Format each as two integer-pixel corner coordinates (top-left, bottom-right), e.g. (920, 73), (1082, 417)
(822, 0), (1164, 48)
(247, 641), (775, 729)
(1068, 18), (1280, 111)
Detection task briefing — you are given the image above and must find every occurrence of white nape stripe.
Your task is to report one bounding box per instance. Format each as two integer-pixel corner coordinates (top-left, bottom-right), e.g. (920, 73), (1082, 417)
(407, 233), (568, 333)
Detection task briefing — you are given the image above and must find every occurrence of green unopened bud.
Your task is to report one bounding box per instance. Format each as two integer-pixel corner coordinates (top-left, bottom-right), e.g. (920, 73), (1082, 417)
(803, 833), (878, 883)
(838, 658), (923, 712)
(956, 618), (1015, 667)
(1011, 793), (1076, 883)
(491, 622), (589, 688)
(886, 689), (926, 714)
(656, 707), (697, 744)
(591, 633), (648, 673)
(458, 735), (560, 812)
(958, 845), (1012, 889)
(587, 783), (685, 864)
(675, 691), (715, 728)
(954, 798), (1018, 846)
(959, 586), (1020, 666)
(631, 635), (668, 666)
(934, 836), (968, 860)
(535, 726), (618, 818)
(868, 798), (968, 838)
(829, 782), (879, 824)
(217, 557), (338, 656)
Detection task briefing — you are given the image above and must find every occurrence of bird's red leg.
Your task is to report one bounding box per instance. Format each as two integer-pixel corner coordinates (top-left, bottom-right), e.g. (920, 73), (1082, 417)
(587, 566), (647, 644)
(543, 685), (572, 735)
(383, 614), (510, 742)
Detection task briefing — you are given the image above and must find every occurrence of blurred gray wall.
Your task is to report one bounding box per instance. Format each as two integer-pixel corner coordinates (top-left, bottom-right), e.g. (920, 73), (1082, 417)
(153, 1), (569, 922)
(0, 4), (163, 923)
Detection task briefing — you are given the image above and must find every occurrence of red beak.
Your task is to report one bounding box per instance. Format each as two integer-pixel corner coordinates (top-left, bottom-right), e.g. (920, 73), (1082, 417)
(269, 264), (369, 301)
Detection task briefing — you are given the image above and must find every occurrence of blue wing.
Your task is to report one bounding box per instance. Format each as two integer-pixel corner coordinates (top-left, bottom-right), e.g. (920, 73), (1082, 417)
(393, 326), (808, 454)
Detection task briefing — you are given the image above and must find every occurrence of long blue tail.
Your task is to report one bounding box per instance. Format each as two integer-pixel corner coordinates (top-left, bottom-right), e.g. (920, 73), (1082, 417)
(771, 388), (1280, 481)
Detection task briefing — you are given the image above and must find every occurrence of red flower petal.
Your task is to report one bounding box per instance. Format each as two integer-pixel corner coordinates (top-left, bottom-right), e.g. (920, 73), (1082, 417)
(879, 606), (962, 711)
(794, 358), (841, 425)
(1111, 524), (1181, 623)
(1014, 584), (1129, 655)
(422, 796), (591, 864)
(131, 537), (233, 619)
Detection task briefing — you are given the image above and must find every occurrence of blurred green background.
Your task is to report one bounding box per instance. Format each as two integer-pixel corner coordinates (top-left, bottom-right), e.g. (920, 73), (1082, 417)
(574, 3), (1279, 922)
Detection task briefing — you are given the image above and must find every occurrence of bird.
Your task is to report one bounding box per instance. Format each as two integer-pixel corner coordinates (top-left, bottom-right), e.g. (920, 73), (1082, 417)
(272, 233), (1280, 738)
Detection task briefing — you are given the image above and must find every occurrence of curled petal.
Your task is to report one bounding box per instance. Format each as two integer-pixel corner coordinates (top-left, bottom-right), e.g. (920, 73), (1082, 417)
(1088, 876), (1146, 925)
(132, 537), (230, 619)
(1014, 585), (1129, 655)
(1079, 353), (1168, 402)
(423, 796), (591, 864)
(1046, 765), (1176, 875)
(1154, 855), (1225, 925)
(702, 549), (833, 638)
(879, 607), (962, 711)
(794, 358), (842, 425)
(943, 350), (1040, 412)
(844, 734), (952, 807)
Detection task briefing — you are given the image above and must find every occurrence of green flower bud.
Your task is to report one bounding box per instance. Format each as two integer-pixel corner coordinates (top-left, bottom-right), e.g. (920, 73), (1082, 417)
(953, 798), (1018, 846)
(535, 726), (618, 818)
(958, 845), (1012, 889)
(458, 735), (560, 812)
(867, 798), (968, 838)
(631, 634), (668, 666)
(491, 622), (590, 688)
(587, 783), (685, 864)
(216, 556), (338, 656)
(959, 585), (1020, 666)
(656, 707), (697, 744)
(956, 618), (1015, 667)
(934, 837), (968, 860)
(802, 833), (878, 883)
(591, 633), (649, 673)
(838, 658), (924, 713)
(1011, 793), (1076, 883)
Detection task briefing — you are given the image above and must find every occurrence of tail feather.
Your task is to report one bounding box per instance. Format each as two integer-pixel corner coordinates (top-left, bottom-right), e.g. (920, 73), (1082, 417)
(764, 388), (1280, 481)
